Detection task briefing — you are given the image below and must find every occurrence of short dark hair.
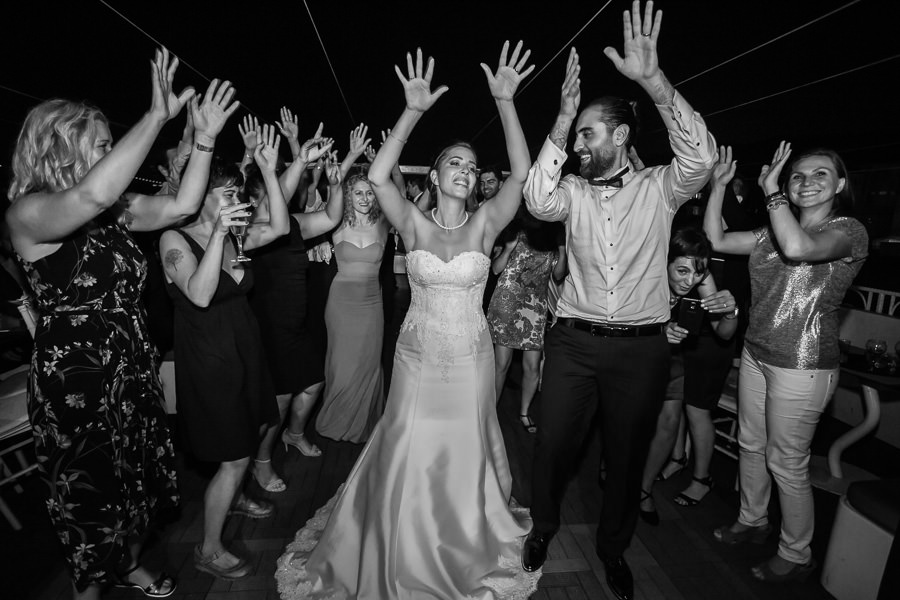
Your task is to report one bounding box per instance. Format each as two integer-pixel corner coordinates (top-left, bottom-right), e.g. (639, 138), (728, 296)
(669, 225), (711, 274)
(581, 96), (640, 148)
(478, 164), (504, 181)
(207, 156), (244, 193)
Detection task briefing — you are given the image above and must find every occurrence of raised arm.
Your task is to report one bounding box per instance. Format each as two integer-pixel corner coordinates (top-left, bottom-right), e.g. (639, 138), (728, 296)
(127, 78), (240, 231)
(703, 146), (756, 255)
(369, 48), (449, 243)
(523, 47), (580, 222)
(339, 123), (371, 180)
(244, 125), (289, 250)
(7, 48), (194, 252)
(759, 141), (852, 262)
(298, 151), (344, 239)
(156, 106), (195, 191)
(474, 40), (535, 248)
(279, 120), (334, 203)
(160, 202), (251, 308)
(604, 0), (716, 203)
(238, 115), (259, 172)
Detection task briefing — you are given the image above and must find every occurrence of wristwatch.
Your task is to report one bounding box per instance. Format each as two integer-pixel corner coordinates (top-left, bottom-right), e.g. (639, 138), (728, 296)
(723, 307), (739, 320)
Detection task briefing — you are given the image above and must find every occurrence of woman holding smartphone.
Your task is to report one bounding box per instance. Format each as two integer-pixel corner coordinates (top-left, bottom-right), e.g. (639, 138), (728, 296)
(638, 226), (738, 525)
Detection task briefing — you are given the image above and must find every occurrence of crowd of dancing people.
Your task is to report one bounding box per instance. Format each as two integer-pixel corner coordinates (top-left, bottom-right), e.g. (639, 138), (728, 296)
(2, 1), (872, 599)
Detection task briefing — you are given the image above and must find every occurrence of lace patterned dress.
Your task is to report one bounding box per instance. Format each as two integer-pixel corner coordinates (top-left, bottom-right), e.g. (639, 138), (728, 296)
(18, 223), (178, 591)
(276, 250), (539, 599)
(487, 231), (558, 350)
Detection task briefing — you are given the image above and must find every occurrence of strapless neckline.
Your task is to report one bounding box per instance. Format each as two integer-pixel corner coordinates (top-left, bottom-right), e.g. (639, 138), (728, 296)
(407, 249), (488, 264)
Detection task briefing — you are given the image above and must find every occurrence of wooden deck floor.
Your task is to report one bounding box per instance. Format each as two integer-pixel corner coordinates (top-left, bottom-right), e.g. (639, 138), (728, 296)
(5, 348), (899, 599)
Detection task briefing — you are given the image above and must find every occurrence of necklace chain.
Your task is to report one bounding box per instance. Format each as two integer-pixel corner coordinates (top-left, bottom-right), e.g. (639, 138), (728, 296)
(431, 208), (469, 231)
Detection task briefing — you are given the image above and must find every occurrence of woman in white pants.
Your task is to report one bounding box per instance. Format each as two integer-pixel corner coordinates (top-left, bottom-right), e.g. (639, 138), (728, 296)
(703, 143), (868, 583)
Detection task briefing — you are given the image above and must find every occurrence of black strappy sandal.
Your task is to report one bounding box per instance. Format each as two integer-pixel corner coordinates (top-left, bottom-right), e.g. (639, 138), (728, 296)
(113, 564), (177, 598)
(519, 414), (537, 434)
(674, 475), (714, 506)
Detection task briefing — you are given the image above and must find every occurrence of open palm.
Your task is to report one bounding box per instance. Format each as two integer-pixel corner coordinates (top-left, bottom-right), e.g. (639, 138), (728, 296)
(395, 48), (448, 113)
(481, 40), (534, 101)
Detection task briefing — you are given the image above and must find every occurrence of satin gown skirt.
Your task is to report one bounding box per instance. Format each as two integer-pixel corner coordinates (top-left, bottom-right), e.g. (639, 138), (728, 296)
(276, 251), (539, 599)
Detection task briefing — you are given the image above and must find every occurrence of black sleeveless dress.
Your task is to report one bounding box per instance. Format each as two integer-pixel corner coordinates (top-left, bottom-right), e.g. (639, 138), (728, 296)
(18, 223), (178, 591)
(249, 215), (324, 394)
(165, 230), (278, 462)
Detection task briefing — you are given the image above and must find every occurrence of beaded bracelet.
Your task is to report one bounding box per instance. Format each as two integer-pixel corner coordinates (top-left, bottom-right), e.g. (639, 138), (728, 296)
(766, 191), (788, 212)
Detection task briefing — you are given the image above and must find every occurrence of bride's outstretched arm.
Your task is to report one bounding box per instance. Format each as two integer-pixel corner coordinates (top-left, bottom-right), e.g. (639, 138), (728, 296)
(369, 48), (448, 246)
(477, 40), (534, 248)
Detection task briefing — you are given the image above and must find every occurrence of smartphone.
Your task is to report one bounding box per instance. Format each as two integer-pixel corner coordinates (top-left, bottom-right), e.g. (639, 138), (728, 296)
(678, 298), (704, 335)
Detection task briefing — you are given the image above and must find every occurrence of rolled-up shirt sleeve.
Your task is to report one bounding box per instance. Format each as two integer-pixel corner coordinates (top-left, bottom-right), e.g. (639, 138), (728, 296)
(524, 138), (571, 222)
(657, 91), (718, 210)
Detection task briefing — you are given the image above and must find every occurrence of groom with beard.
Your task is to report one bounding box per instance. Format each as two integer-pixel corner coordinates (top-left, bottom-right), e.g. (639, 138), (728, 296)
(519, 2), (717, 599)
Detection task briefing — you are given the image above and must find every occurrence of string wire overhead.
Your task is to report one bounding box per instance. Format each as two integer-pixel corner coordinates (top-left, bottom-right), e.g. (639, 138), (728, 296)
(675, 0), (862, 87)
(302, 0), (355, 125)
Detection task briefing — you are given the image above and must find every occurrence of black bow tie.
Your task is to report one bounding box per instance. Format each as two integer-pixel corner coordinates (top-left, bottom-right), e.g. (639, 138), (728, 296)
(589, 166), (630, 188)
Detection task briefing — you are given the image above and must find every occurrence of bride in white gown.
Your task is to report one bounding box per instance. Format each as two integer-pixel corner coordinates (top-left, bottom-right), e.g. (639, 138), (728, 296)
(276, 42), (539, 599)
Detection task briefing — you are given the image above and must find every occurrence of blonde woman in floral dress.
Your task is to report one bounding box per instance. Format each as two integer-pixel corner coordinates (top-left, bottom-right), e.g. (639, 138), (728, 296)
(5, 50), (237, 599)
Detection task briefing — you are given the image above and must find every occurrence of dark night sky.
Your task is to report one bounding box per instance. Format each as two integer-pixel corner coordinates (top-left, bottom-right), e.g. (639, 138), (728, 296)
(1, 0), (898, 186)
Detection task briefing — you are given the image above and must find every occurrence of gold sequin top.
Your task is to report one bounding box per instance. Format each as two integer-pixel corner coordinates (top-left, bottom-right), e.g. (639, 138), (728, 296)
(744, 216), (868, 370)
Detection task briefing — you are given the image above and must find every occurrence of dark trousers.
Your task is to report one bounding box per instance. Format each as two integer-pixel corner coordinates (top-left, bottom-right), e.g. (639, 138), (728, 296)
(531, 323), (670, 559)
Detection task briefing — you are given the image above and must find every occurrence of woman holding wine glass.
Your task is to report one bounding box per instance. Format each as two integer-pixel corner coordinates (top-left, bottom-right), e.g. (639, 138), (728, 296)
(159, 124), (290, 579)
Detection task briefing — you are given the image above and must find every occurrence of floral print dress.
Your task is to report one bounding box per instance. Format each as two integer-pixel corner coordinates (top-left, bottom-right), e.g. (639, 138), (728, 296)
(18, 223), (178, 591)
(487, 231), (559, 350)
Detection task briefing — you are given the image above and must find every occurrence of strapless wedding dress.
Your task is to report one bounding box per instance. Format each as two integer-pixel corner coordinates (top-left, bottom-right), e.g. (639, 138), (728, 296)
(276, 250), (540, 599)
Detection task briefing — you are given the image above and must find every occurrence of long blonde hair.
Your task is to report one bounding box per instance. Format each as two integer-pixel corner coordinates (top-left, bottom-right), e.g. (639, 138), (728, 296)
(342, 173), (381, 227)
(8, 99), (108, 201)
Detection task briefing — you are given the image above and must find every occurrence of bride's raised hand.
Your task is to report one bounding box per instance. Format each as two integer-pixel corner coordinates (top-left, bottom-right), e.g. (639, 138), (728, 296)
(481, 40), (534, 101)
(394, 48), (449, 113)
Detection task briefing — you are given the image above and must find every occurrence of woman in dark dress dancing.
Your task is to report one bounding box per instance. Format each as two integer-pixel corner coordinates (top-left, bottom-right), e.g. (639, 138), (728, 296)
(245, 117), (343, 488)
(5, 49), (236, 599)
(160, 125), (293, 580)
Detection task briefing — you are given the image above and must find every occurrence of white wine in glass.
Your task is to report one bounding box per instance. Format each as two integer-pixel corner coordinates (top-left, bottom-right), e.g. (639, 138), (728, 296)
(230, 208), (251, 263)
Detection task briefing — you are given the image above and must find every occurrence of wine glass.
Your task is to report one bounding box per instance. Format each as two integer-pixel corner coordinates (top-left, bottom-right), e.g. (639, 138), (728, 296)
(229, 201), (252, 263)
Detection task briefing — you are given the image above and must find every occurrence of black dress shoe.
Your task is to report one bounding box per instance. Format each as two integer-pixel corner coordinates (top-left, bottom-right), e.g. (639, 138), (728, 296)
(600, 554), (634, 600)
(522, 531), (551, 572)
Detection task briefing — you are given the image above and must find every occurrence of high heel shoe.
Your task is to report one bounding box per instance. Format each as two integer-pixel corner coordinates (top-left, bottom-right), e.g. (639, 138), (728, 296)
(674, 475), (713, 506)
(639, 489), (659, 526)
(281, 429), (322, 457)
(656, 455), (687, 481)
(252, 458), (286, 493)
(713, 522), (772, 545)
(519, 414), (537, 434)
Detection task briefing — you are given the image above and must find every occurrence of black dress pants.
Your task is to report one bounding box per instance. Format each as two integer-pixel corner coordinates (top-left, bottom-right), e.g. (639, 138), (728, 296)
(530, 323), (670, 559)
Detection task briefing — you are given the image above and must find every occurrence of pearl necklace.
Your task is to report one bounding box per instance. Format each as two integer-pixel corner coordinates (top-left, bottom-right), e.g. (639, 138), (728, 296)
(431, 208), (469, 231)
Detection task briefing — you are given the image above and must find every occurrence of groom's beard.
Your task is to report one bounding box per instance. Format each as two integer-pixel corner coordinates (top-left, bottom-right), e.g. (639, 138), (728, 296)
(578, 146), (616, 180)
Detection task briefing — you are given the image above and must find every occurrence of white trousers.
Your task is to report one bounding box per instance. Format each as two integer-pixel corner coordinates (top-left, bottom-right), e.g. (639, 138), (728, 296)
(737, 347), (838, 564)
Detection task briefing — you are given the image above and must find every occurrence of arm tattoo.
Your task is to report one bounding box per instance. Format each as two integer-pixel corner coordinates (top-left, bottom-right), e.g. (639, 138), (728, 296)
(646, 72), (676, 106)
(164, 248), (184, 272)
(550, 118), (572, 152)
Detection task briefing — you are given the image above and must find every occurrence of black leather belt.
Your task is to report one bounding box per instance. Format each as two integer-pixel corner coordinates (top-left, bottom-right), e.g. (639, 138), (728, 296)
(557, 317), (664, 338)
